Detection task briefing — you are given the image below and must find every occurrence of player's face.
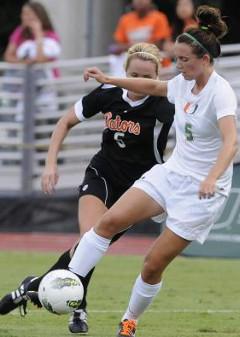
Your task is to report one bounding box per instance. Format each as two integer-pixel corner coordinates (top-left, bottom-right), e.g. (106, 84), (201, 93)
(126, 58), (158, 99)
(174, 42), (208, 80)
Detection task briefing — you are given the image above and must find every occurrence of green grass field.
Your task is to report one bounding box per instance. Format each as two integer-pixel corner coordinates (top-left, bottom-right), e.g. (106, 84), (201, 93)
(0, 251), (240, 337)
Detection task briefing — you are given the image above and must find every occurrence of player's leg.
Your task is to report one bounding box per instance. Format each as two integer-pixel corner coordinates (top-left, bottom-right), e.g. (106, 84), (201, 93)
(69, 186), (164, 278)
(68, 195), (108, 334)
(0, 166), (109, 320)
(0, 195), (108, 318)
(117, 227), (190, 337)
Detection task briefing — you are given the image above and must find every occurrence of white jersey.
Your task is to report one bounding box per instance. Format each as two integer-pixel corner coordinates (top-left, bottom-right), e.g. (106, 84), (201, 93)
(165, 71), (237, 196)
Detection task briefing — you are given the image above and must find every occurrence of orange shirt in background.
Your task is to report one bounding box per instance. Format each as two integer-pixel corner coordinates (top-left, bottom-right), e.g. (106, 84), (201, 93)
(114, 10), (171, 45)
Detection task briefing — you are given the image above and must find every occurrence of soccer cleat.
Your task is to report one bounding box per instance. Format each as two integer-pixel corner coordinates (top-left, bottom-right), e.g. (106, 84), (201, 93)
(68, 309), (88, 334)
(26, 291), (42, 308)
(117, 319), (137, 337)
(0, 276), (36, 317)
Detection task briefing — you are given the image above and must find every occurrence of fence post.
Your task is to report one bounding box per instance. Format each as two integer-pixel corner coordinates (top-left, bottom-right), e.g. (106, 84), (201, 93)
(21, 65), (35, 196)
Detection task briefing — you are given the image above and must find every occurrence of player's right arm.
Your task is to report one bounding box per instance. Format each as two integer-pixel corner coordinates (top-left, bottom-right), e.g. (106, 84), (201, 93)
(42, 86), (105, 194)
(84, 67), (168, 97)
(41, 108), (79, 194)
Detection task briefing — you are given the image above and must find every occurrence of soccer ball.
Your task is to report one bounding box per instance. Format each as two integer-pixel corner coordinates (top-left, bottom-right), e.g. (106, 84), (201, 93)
(38, 269), (84, 315)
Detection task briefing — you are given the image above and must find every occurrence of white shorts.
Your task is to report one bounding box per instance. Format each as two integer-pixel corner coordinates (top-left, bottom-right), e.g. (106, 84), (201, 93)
(133, 164), (227, 244)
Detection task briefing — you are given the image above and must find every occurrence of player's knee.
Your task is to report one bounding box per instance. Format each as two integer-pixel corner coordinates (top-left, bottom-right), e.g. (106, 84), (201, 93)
(95, 211), (121, 238)
(142, 255), (165, 283)
(142, 261), (161, 282)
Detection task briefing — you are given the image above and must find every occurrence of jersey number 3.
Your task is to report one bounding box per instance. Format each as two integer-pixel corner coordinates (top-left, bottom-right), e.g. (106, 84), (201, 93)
(185, 123), (193, 141)
(114, 132), (126, 148)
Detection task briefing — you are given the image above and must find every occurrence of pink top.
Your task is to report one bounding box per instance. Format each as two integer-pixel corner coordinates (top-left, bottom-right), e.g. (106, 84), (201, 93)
(9, 26), (61, 77)
(10, 26), (60, 48)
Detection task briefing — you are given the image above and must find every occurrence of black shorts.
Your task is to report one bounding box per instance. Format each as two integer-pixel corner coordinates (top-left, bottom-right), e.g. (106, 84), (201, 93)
(78, 165), (127, 209)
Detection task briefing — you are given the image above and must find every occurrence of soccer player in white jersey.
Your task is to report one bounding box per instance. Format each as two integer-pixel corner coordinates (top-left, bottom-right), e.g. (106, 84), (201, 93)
(67, 5), (238, 337)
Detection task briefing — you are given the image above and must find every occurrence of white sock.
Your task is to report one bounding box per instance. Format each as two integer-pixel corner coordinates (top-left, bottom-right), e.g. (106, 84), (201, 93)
(122, 274), (163, 321)
(68, 228), (111, 277)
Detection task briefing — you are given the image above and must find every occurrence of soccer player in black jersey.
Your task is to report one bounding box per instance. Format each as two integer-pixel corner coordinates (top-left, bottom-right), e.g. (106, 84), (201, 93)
(0, 42), (174, 334)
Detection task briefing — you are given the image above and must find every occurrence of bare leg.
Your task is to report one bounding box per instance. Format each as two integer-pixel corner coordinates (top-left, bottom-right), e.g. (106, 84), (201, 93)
(95, 187), (164, 238)
(69, 187), (164, 276)
(70, 195), (108, 256)
(142, 227), (190, 284)
(121, 228), (191, 322)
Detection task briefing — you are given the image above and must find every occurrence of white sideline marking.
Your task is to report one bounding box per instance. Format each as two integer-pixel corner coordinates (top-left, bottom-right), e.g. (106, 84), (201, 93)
(10, 309), (240, 315)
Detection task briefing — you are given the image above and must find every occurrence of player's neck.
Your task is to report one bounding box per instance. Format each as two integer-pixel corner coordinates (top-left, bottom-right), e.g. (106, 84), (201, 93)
(127, 91), (146, 101)
(193, 67), (214, 94)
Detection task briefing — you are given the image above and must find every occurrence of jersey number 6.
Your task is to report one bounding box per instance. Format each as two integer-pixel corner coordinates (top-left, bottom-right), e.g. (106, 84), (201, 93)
(114, 132), (126, 148)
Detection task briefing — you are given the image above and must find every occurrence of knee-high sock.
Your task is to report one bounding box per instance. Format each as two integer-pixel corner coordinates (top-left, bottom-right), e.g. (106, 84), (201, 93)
(69, 228), (111, 277)
(122, 274), (163, 321)
(28, 227), (117, 295)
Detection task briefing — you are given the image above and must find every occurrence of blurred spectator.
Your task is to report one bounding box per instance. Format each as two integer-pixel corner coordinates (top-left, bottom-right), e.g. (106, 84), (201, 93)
(109, 0), (171, 76)
(2, 2), (61, 114)
(4, 2), (61, 67)
(172, 0), (197, 40)
(164, 0), (198, 60)
(112, 0), (171, 53)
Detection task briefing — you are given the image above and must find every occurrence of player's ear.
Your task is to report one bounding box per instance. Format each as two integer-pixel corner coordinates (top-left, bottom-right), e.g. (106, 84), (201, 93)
(202, 53), (211, 65)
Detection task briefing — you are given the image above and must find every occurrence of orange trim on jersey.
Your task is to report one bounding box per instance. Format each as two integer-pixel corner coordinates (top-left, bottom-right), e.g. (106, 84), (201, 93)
(184, 102), (191, 113)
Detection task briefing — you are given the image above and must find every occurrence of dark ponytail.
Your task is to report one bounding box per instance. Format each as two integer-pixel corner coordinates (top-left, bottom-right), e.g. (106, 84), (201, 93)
(177, 5), (228, 62)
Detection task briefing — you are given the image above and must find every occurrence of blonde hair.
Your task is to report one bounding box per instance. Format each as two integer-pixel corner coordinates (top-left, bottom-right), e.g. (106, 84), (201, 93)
(124, 42), (162, 74)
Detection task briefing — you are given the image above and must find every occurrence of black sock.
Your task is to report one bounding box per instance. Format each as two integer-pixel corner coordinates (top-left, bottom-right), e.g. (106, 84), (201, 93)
(27, 249), (71, 291)
(77, 268), (95, 310)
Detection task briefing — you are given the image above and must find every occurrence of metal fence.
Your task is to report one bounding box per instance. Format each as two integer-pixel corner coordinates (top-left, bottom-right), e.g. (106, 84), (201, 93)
(0, 45), (240, 196)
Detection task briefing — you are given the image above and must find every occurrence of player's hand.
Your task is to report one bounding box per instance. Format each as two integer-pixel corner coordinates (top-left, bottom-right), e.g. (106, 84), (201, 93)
(28, 19), (43, 38)
(199, 177), (216, 199)
(83, 67), (108, 83)
(41, 164), (59, 194)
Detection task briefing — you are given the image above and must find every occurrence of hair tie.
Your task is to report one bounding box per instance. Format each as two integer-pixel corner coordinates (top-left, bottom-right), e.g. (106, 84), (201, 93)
(200, 25), (209, 31)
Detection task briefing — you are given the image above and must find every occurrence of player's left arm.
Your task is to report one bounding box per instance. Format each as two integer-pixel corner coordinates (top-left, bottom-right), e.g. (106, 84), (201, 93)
(199, 115), (238, 198)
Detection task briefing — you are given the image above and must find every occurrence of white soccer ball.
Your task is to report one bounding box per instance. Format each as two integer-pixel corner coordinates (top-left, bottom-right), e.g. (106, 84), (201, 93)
(38, 269), (84, 315)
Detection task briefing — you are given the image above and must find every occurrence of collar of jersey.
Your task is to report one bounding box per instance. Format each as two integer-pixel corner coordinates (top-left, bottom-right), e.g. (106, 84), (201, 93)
(189, 70), (217, 99)
(122, 88), (149, 107)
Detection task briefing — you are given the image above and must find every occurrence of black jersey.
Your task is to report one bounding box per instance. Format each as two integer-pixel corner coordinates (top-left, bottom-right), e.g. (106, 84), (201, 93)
(75, 84), (174, 188)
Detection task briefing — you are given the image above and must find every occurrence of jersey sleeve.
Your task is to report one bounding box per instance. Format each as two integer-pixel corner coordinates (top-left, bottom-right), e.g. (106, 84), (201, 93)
(167, 74), (182, 104)
(74, 85), (107, 121)
(214, 83), (237, 120)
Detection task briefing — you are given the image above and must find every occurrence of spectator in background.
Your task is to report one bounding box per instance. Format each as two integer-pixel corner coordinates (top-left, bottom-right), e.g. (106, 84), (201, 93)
(164, 0), (198, 60)
(172, 0), (197, 40)
(109, 0), (172, 76)
(3, 2), (61, 113)
(4, 1), (61, 67)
